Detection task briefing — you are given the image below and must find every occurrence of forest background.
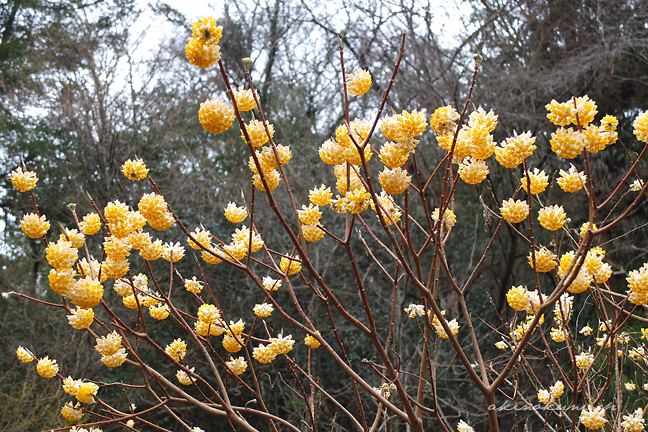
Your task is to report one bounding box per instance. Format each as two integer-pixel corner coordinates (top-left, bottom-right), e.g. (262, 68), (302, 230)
(1, 0), (648, 430)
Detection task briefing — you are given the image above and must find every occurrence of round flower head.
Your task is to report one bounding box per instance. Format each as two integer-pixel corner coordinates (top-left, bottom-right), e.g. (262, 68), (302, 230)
(576, 352), (595, 370)
(253, 343), (276, 364)
(379, 167), (411, 195)
(37, 357), (59, 378)
(528, 247), (557, 272)
(69, 277), (104, 309)
(198, 304), (221, 325)
(79, 213), (102, 235)
(468, 107), (498, 132)
(398, 110), (427, 137)
(162, 242), (185, 262)
(76, 382), (99, 404)
(165, 339), (187, 362)
(67, 307), (94, 329)
(201, 248), (222, 264)
(140, 240), (164, 261)
(625, 382), (636, 391)
(634, 112), (648, 143)
(298, 204), (322, 225)
(344, 188), (371, 214)
(21, 213), (50, 239)
(95, 331), (122, 356)
(252, 169), (281, 192)
(186, 227), (211, 250)
(224, 202), (247, 223)
(149, 304), (170, 320)
(176, 367), (194, 385)
(434, 318), (460, 339)
(494, 143), (522, 169)
(59, 229), (85, 249)
(430, 105), (460, 136)
(48, 268), (75, 296)
(61, 401), (83, 422)
(269, 334), (295, 355)
(457, 420), (475, 432)
(621, 408), (645, 432)
(305, 333), (321, 349)
(379, 141), (410, 168)
(627, 263), (648, 293)
(506, 285), (529, 311)
(466, 126), (495, 160)
(319, 139), (347, 165)
(381, 114), (404, 141)
(199, 99), (235, 134)
(242, 119), (274, 147)
(263, 276), (282, 291)
(572, 95), (597, 126)
(46, 239), (78, 271)
(557, 167), (586, 192)
(16, 346), (34, 363)
(103, 236), (131, 260)
(520, 168), (549, 194)
(121, 158), (149, 181)
(546, 99), (575, 126)
(500, 199), (529, 224)
(191, 16), (222, 45)
(309, 185), (333, 206)
(101, 348), (127, 367)
(302, 223), (325, 242)
(583, 124), (608, 153)
(280, 256), (302, 275)
(567, 271), (592, 294)
(579, 222), (598, 238)
(9, 167), (38, 192)
(222, 333), (244, 353)
(458, 157), (489, 185)
(550, 127), (585, 159)
(538, 205), (567, 231)
(346, 67), (371, 96)
(373, 191), (402, 226)
(344, 143), (373, 165)
(233, 85), (257, 111)
(185, 276), (203, 294)
(580, 405), (607, 430)
(226, 357), (248, 375)
(432, 208), (456, 231)
(229, 319), (245, 334)
(138, 193), (175, 231)
(185, 37), (220, 68)
(538, 389), (552, 405)
(336, 119), (371, 148)
(550, 327), (566, 342)
(253, 303), (274, 317)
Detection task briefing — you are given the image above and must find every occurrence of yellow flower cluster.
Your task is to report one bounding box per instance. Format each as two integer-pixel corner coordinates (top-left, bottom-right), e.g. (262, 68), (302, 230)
(538, 205), (566, 231)
(9, 167), (38, 192)
(437, 107), (498, 161)
(627, 262), (648, 305)
(520, 168), (548, 194)
(121, 158), (149, 181)
(621, 408), (645, 432)
(557, 167), (587, 192)
(580, 405), (607, 429)
(528, 247), (557, 272)
(634, 112), (648, 143)
(20, 213), (50, 238)
(233, 85), (258, 111)
(431, 311), (460, 339)
(165, 339), (187, 362)
(222, 320), (245, 352)
(176, 367), (195, 385)
(304, 333), (321, 349)
(280, 256), (302, 275)
(37, 356), (59, 378)
(16, 346), (34, 363)
(95, 331), (127, 367)
(378, 166), (411, 195)
(67, 307), (95, 329)
(226, 357), (248, 375)
(558, 247), (611, 293)
(199, 99), (235, 134)
(185, 16), (222, 68)
(253, 303), (273, 317)
(372, 191), (402, 226)
(494, 131), (536, 169)
(506, 286), (542, 315)
(224, 202), (247, 223)
(458, 157), (489, 185)
(430, 105), (460, 136)
(79, 212), (102, 235)
(346, 68), (372, 96)
(500, 199), (528, 224)
(138, 193), (175, 231)
(61, 401), (83, 422)
(432, 208), (456, 231)
(252, 334), (295, 364)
